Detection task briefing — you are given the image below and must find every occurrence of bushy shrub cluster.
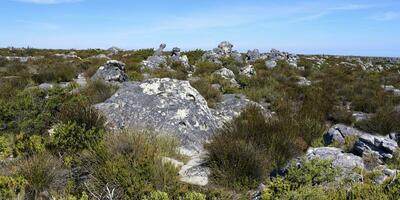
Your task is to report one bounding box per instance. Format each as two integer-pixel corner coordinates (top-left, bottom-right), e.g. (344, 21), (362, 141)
(206, 105), (325, 190)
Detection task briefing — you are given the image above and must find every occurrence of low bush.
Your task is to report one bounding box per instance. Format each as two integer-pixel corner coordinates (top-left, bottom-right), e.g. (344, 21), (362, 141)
(206, 106), (307, 190)
(356, 107), (400, 135)
(17, 152), (66, 199)
(58, 100), (105, 132)
(0, 176), (26, 199)
(81, 80), (118, 104)
(285, 159), (339, 187)
(193, 61), (219, 77)
(190, 78), (221, 108)
(49, 122), (103, 155)
(86, 131), (184, 199)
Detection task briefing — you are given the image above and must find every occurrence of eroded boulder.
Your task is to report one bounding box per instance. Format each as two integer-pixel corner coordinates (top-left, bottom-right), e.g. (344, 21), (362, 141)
(91, 60), (128, 83)
(94, 78), (219, 154)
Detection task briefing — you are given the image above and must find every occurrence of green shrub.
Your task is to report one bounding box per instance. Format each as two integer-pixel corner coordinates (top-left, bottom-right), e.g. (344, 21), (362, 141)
(261, 177), (291, 200)
(50, 122), (103, 154)
(190, 78), (221, 108)
(0, 176), (26, 199)
(347, 183), (388, 200)
(81, 80), (118, 104)
(206, 106), (306, 190)
(329, 107), (355, 125)
(356, 107), (400, 135)
(58, 100), (105, 132)
(193, 61), (219, 77)
(0, 135), (12, 159)
(17, 152), (65, 199)
(86, 131), (183, 199)
(15, 134), (46, 156)
(285, 159), (340, 188)
(143, 191), (170, 200)
(183, 49), (206, 65)
(180, 192), (206, 200)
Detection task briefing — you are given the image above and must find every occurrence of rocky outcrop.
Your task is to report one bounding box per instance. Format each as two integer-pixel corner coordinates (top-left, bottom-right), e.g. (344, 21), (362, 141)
(212, 68), (235, 79)
(383, 85), (400, 96)
(141, 44), (190, 70)
(87, 54), (110, 60)
(264, 49), (298, 68)
(306, 147), (364, 173)
(91, 60), (128, 83)
(55, 52), (81, 59)
(239, 65), (256, 77)
(202, 41), (243, 64)
(324, 124), (399, 163)
(0, 56), (44, 62)
(246, 49), (261, 62)
(94, 78), (219, 154)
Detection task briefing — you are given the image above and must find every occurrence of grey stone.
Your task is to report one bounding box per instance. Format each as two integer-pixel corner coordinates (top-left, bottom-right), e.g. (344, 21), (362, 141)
(91, 60), (128, 83)
(141, 55), (168, 70)
(305, 147), (364, 172)
(246, 49), (261, 61)
(239, 65), (257, 77)
(325, 124), (399, 163)
(94, 78), (219, 153)
(179, 153), (209, 186)
(265, 60), (277, 69)
(218, 41), (233, 56)
(212, 94), (271, 128)
(88, 54), (110, 60)
(154, 43), (166, 56)
(213, 68), (235, 79)
(231, 51), (243, 63)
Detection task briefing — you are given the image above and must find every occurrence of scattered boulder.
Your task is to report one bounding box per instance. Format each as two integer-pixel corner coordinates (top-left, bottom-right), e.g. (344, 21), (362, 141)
(246, 49), (261, 62)
(296, 76), (312, 86)
(265, 60), (277, 69)
(179, 153), (209, 186)
(212, 68), (235, 79)
(94, 78), (219, 154)
(107, 46), (123, 55)
(202, 41), (243, 64)
(265, 49), (298, 68)
(324, 124), (399, 163)
(91, 60), (128, 83)
(87, 54), (110, 60)
(383, 85), (400, 96)
(305, 147), (364, 173)
(239, 65), (256, 77)
(154, 43), (166, 56)
(0, 56), (43, 62)
(55, 52), (81, 60)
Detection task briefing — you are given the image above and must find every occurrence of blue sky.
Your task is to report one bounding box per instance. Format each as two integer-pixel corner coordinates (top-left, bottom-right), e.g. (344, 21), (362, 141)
(0, 0), (399, 56)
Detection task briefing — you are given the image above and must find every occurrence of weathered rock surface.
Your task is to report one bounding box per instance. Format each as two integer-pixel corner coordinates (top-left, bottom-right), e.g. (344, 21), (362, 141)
(246, 49), (261, 62)
(202, 41), (243, 64)
(265, 60), (277, 69)
(265, 49), (298, 68)
(94, 78), (219, 153)
(0, 56), (43, 62)
(212, 94), (271, 127)
(91, 60), (128, 83)
(324, 124), (399, 163)
(87, 54), (110, 60)
(239, 65), (256, 77)
(179, 153), (210, 186)
(141, 44), (190, 70)
(55, 52), (81, 59)
(306, 147), (364, 172)
(212, 68), (235, 79)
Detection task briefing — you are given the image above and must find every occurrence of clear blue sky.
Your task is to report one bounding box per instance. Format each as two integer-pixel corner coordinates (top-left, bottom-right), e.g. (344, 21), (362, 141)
(0, 0), (399, 57)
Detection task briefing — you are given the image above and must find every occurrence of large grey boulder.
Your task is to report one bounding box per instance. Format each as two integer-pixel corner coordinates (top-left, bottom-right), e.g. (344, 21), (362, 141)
(94, 78), (219, 154)
(91, 60), (128, 83)
(154, 43), (166, 56)
(265, 49), (298, 68)
(141, 55), (168, 69)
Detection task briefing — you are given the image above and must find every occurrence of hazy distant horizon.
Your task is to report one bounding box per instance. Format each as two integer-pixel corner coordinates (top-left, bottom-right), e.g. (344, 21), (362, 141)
(1, 0), (399, 57)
